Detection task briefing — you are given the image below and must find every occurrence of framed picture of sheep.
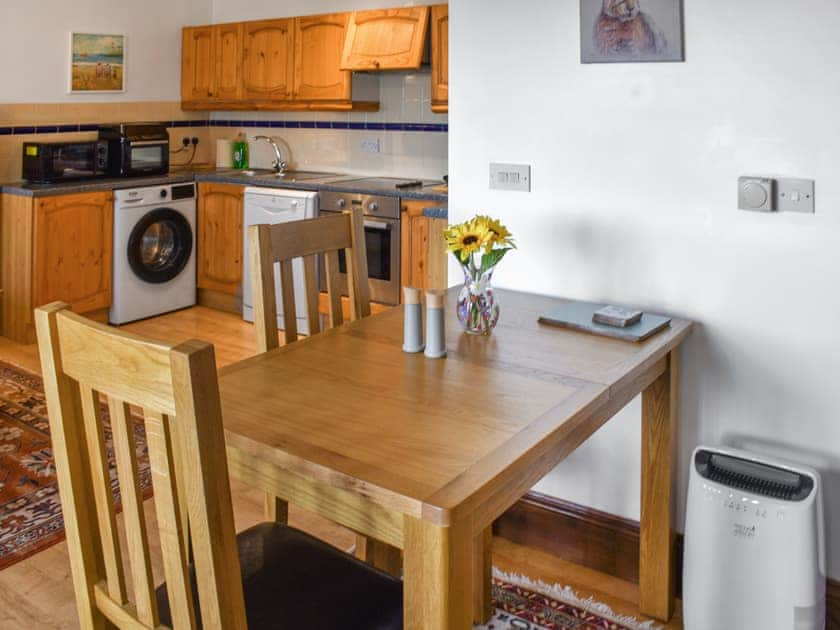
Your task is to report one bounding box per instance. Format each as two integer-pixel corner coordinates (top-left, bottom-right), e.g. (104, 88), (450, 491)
(69, 33), (126, 93)
(580, 0), (684, 63)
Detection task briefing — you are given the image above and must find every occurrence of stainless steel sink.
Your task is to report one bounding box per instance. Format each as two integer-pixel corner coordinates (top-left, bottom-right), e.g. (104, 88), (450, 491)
(232, 169), (342, 182)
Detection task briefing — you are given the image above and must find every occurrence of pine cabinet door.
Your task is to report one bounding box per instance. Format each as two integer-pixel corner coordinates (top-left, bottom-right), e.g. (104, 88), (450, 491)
(243, 19), (295, 101)
(431, 5), (449, 112)
(340, 7), (430, 71)
(197, 183), (243, 296)
(214, 23), (244, 102)
(33, 192), (113, 313)
(293, 13), (351, 101)
(182, 26), (215, 103)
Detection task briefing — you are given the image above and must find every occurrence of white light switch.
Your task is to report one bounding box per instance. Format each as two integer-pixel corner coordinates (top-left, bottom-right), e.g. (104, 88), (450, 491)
(490, 163), (531, 192)
(777, 178), (815, 214)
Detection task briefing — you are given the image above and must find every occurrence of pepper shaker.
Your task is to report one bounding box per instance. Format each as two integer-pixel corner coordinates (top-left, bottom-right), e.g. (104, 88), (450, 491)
(402, 287), (425, 353)
(424, 290), (447, 359)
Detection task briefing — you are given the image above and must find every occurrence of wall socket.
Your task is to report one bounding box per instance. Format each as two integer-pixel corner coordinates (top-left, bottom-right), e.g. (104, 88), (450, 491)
(738, 176), (815, 214)
(490, 163), (531, 192)
(361, 138), (381, 154)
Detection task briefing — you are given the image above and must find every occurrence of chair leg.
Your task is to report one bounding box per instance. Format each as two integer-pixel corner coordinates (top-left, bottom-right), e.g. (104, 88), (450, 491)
(355, 534), (402, 578)
(264, 493), (289, 524)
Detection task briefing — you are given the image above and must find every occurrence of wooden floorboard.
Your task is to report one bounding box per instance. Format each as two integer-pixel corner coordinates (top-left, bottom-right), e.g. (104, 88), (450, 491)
(0, 306), (679, 629)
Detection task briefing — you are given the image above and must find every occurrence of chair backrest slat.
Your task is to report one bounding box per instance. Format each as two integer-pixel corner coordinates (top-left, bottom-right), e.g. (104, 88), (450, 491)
(79, 383), (128, 604)
(302, 254), (321, 336)
(145, 410), (196, 630)
(34, 304), (248, 630)
(322, 249), (344, 328)
(108, 397), (160, 628)
(278, 259), (299, 344)
(249, 209), (369, 352)
(344, 207), (372, 320)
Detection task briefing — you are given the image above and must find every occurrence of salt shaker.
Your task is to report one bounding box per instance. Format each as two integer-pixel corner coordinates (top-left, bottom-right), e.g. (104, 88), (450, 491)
(402, 287), (425, 353)
(424, 290), (447, 359)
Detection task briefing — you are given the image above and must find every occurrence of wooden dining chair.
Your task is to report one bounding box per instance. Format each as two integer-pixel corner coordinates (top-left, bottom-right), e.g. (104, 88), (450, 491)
(34, 302), (402, 630)
(248, 209), (402, 576)
(249, 208), (371, 353)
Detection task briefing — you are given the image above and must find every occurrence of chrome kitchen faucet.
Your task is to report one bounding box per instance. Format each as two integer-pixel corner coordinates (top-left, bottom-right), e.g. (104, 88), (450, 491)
(254, 135), (291, 173)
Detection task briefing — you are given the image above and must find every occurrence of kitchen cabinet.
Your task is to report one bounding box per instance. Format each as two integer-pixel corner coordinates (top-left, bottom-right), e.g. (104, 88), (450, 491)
(1, 191), (112, 344)
(182, 15), (378, 111)
(340, 7), (430, 71)
(243, 19), (296, 102)
(196, 183), (243, 306)
(181, 24), (243, 106)
(294, 13), (351, 102)
(400, 199), (448, 296)
(430, 5), (449, 113)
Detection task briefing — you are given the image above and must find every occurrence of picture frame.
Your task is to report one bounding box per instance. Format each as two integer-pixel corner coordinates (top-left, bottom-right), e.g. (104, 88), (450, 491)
(580, 0), (685, 64)
(69, 32), (126, 93)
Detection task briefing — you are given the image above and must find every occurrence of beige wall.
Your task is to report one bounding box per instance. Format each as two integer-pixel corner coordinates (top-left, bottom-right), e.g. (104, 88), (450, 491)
(0, 102), (211, 182)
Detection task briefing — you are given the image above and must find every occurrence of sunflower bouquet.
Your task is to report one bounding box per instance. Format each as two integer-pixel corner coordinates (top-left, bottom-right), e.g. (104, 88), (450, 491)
(444, 215), (515, 334)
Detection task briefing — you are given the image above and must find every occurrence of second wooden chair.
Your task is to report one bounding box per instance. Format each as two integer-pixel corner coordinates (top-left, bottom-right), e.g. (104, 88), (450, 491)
(248, 208), (402, 576)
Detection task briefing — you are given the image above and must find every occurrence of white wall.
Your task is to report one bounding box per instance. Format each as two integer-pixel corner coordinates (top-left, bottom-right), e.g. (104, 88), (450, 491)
(0, 0), (211, 102)
(450, 0), (840, 578)
(213, 0), (425, 23)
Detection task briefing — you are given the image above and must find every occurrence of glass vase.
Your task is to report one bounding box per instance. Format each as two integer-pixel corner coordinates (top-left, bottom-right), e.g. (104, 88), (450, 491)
(457, 267), (500, 335)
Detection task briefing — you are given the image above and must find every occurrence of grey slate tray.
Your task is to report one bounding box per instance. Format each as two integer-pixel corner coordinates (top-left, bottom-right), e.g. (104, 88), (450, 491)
(538, 301), (671, 342)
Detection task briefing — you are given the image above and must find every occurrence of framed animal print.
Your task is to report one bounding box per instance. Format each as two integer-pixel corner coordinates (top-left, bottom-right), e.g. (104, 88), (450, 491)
(580, 0), (684, 63)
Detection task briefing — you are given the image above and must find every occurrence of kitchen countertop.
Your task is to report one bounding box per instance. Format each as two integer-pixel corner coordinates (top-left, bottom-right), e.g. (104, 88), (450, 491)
(422, 206), (448, 219)
(1, 168), (448, 202)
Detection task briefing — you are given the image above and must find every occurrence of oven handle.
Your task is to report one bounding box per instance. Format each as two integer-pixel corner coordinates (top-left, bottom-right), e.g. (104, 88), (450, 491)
(364, 220), (392, 231)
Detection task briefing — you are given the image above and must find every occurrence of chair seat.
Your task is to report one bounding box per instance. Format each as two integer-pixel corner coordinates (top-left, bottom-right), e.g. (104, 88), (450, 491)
(156, 522), (403, 629)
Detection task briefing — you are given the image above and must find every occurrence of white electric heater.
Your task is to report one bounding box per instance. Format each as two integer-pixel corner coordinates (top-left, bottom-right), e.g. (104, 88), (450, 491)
(683, 446), (825, 629)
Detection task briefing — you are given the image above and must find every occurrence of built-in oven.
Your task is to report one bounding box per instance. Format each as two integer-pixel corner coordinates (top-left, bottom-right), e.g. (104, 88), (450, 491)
(98, 122), (170, 177)
(318, 191), (401, 306)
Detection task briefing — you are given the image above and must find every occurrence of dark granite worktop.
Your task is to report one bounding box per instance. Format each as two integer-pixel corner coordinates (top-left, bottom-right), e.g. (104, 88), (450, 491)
(1, 168), (448, 202)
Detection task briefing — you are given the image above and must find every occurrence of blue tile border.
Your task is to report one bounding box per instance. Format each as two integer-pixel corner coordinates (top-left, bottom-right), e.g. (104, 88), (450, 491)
(0, 118), (448, 137)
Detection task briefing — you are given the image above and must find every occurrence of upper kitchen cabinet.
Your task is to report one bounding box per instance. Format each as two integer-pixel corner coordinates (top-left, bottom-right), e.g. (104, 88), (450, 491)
(215, 23), (245, 101)
(294, 13), (351, 102)
(340, 7), (430, 71)
(182, 24), (243, 107)
(430, 4), (449, 112)
(182, 26), (214, 104)
(243, 19), (296, 101)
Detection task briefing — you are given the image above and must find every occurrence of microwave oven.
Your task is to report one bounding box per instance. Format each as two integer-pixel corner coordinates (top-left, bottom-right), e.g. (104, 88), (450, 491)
(98, 122), (170, 177)
(21, 140), (109, 183)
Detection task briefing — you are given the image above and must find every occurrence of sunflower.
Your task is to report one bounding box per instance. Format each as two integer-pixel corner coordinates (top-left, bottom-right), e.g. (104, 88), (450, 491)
(474, 215), (515, 252)
(445, 219), (492, 263)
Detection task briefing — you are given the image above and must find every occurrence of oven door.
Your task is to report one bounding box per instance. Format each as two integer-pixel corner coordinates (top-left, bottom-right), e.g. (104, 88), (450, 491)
(126, 140), (169, 176)
(319, 212), (401, 306)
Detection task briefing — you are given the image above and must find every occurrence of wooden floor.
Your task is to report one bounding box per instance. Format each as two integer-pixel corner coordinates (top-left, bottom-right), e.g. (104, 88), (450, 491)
(0, 306), (681, 629)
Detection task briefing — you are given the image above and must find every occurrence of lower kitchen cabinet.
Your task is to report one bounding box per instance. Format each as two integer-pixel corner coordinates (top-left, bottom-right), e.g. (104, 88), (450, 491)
(196, 182), (244, 311)
(1, 191), (113, 344)
(400, 199), (449, 295)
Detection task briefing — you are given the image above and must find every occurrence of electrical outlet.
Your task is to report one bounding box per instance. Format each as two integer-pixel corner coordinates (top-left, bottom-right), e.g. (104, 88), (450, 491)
(361, 138), (380, 154)
(777, 178), (815, 214)
(490, 163), (531, 192)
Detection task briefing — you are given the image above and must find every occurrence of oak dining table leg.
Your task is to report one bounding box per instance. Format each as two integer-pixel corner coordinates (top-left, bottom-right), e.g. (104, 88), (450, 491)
(472, 526), (493, 624)
(403, 515), (472, 630)
(356, 534), (403, 578)
(639, 350), (678, 621)
(264, 494), (289, 524)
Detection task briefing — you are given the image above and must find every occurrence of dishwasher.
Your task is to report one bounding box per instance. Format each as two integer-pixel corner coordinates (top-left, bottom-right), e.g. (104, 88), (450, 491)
(242, 187), (319, 334)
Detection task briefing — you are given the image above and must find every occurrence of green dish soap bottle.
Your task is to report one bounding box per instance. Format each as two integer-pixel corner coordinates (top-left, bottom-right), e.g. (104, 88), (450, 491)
(232, 133), (249, 169)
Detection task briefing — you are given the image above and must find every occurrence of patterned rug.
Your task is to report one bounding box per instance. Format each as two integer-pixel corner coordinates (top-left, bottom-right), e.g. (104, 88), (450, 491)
(483, 570), (661, 630)
(0, 360), (151, 570)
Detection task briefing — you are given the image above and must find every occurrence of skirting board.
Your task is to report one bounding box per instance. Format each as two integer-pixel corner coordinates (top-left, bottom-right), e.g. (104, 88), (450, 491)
(494, 490), (840, 628)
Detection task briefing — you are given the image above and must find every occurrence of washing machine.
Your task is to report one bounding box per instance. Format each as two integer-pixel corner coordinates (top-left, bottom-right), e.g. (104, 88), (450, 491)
(110, 182), (197, 324)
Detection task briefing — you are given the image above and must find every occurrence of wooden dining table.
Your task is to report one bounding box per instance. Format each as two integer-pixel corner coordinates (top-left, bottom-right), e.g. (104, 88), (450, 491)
(217, 287), (693, 629)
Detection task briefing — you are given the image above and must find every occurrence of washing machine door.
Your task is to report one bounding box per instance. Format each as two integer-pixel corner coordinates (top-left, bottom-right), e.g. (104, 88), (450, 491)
(127, 208), (193, 284)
